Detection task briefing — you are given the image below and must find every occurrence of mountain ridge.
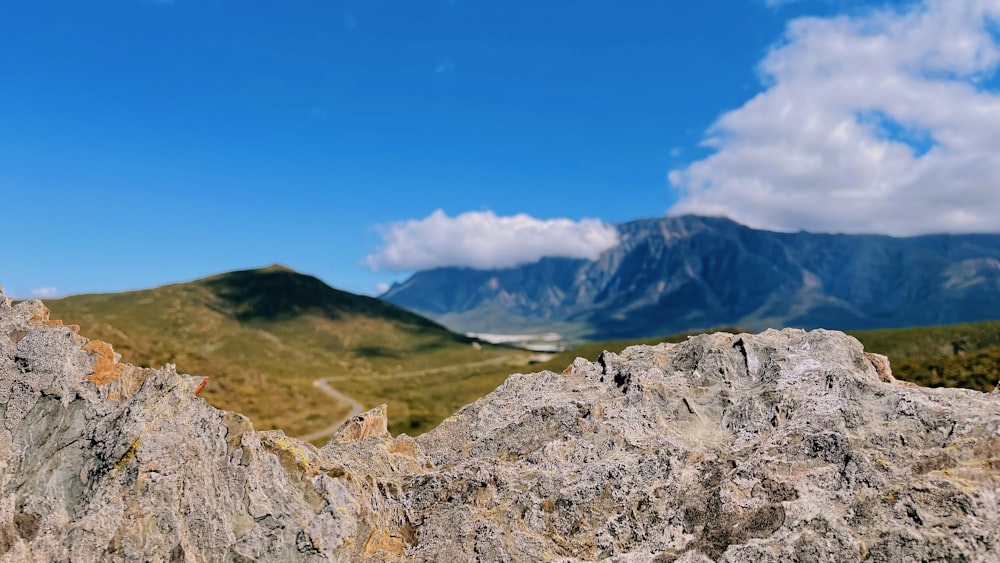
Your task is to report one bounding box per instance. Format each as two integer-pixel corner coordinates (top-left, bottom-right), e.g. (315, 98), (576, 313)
(381, 215), (1000, 341)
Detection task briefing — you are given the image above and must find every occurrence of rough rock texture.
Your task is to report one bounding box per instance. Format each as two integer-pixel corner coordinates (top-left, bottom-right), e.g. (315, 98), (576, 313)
(1, 288), (999, 562)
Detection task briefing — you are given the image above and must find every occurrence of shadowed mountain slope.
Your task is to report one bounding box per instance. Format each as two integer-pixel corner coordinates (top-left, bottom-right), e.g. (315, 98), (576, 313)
(205, 265), (445, 326)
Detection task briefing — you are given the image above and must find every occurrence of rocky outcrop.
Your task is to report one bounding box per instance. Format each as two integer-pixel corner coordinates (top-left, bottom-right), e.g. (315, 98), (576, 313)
(1, 288), (999, 561)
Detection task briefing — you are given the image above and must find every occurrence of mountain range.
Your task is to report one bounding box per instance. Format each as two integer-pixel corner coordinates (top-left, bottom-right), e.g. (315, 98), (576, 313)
(381, 215), (1000, 341)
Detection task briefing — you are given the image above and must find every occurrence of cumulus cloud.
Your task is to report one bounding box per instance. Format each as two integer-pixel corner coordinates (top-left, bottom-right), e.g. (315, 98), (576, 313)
(366, 210), (620, 272)
(375, 282), (391, 294)
(668, 0), (1000, 235)
(29, 287), (60, 298)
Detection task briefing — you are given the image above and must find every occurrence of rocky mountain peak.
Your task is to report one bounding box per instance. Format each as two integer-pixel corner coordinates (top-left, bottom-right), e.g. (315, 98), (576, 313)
(1, 287), (999, 561)
(382, 216), (1000, 340)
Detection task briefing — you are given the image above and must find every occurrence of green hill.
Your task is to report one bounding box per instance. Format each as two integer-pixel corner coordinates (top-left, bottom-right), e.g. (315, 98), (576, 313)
(850, 321), (1000, 392)
(44, 266), (531, 438)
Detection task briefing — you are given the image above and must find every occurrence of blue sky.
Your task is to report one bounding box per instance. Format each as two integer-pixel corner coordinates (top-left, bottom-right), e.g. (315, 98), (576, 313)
(3, 0), (999, 298)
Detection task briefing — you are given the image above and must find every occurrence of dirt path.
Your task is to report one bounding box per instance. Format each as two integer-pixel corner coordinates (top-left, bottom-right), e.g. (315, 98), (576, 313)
(324, 353), (524, 384)
(297, 379), (363, 443)
(298, 353), (525, 443)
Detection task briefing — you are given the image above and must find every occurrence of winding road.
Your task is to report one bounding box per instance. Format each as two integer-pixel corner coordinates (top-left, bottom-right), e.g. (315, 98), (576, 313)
(297, 353), (525, 443)
(298, 378), (364, 443)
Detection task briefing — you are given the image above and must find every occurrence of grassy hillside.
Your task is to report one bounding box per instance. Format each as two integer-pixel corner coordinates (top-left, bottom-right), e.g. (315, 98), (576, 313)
(515, 322), (1000, 394)
(44, 266), (531, 438)
(851, 321), (1000, 392)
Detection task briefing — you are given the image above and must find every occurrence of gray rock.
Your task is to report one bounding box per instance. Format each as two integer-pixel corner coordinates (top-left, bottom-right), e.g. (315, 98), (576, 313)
(1, 290), (999, 561)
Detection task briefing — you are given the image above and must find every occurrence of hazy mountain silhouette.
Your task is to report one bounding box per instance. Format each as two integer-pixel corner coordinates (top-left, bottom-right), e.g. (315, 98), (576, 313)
(381, 215), (1000, 341)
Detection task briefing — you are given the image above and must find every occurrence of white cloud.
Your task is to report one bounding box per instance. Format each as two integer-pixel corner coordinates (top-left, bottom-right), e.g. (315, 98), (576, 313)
(366, 209), (620, 272)
(668, 0), (1000, 235)
(375, 282), (391, 294)
(29, 287), (60, 298)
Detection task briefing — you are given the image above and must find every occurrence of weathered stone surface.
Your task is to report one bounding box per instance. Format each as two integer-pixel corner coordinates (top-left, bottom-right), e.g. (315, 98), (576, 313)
(1, 288), (999, 561)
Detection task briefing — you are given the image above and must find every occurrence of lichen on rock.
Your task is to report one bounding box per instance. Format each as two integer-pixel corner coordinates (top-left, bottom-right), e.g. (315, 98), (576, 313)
(1, 288), (999, 561)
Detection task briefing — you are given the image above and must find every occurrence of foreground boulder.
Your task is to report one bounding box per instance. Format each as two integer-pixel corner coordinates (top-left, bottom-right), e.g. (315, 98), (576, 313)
(0, 289), (998, 562)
